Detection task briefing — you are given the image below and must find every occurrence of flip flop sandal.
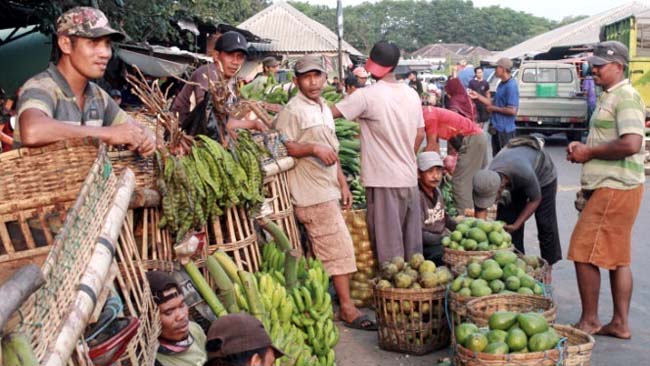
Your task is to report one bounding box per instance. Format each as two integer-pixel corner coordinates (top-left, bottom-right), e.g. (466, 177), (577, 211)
(344, 314), (378, 331)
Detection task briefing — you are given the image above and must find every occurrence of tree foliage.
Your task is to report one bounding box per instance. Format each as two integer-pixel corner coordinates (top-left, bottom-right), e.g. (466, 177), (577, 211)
(16, 0), (269, 49)
(290, 0), (584, 54)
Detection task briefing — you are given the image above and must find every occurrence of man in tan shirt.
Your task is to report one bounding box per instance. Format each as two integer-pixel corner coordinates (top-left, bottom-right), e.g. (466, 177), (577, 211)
(275, 55), (376, 331)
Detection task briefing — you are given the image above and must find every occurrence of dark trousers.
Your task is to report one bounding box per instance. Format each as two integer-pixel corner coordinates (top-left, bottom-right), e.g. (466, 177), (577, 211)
(496, 179), (562, 265)
(422, 231), (444, 266)
(491, 130), (516, 157)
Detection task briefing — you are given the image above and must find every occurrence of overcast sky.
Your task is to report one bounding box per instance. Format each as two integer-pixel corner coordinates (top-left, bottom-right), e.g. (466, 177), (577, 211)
(282, 0), (637, 21)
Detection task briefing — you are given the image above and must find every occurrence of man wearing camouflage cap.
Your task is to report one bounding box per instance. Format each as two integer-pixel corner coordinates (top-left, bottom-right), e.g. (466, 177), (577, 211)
(16, 7), (155, 155)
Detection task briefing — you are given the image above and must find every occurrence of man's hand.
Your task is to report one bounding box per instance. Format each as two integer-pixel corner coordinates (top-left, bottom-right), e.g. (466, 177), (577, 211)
(104, 122), (155, 156)
(313, 145), (338, 166)
(503, 223), (521, 233)
(262, 102), (283, 114)
(567, 141), (591, 163)
(487, 105), (496, 113)
(340, 184), (353, 210)
(468, 90), (479, 99)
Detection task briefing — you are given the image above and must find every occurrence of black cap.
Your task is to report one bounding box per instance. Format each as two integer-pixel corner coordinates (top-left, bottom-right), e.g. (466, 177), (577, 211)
(365, 41), (400, 78)
(345, 75), (363, 88)
(206, 314), (284, 360)
(146, 271), (182, 305)
(587, 41), (629, 66)
(215, 31), (249, 55)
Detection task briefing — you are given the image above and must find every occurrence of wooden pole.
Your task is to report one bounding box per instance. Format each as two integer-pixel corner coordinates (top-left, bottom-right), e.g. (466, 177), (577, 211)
(41, 169), (135, 366)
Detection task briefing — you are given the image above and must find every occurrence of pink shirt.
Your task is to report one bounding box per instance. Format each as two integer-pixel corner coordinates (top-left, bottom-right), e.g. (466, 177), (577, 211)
(423, 106), (482, 140)
(336, 80), (424, 188)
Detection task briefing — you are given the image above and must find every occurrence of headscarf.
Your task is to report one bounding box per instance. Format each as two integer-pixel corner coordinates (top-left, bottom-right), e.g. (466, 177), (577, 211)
(445, 78), (475, 121)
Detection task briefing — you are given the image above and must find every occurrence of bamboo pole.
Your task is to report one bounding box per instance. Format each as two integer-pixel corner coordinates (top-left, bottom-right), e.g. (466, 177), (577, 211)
(41, 169), (135, 366)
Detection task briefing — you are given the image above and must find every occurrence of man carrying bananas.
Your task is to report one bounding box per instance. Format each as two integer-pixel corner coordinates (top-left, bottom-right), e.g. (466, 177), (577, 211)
(274, 55), (377, 331)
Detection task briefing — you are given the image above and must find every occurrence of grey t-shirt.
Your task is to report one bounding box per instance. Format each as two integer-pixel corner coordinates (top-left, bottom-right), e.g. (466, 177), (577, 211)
(489, 146), (556, 201)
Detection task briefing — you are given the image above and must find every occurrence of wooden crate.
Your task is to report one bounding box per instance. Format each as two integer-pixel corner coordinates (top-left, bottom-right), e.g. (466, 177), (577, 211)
(206, 206), (260, 273)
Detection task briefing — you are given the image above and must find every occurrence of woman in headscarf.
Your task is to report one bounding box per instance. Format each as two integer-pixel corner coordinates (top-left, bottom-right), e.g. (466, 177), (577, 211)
(444, 78), (476, 121)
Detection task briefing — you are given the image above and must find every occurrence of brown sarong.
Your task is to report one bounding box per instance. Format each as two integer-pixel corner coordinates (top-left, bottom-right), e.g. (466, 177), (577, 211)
(295, 200), (357, 276)
(568, 185), (644, 269)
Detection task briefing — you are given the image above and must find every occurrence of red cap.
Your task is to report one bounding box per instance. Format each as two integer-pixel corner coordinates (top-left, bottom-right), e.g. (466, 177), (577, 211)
(365, 41), (400, 78)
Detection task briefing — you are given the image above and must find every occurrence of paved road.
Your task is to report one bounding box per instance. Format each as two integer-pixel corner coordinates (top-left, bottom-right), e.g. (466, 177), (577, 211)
(335, 136), (650, 365)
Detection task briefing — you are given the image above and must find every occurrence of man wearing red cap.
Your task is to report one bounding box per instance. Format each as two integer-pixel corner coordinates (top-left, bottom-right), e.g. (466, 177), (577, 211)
(332, 41), (426, 263)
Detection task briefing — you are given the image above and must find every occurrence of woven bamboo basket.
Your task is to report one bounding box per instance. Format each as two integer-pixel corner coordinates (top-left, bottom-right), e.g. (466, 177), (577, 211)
(3, 142), (122, 364)
(252, 130), (288, 165)
(454, 324), (595, 366)
(109, 150), (156, 190)
(466, 294), (557, 328)
(447, 289), (472, 327)
(374, 286), (450, 355)
(443, 246), (514, 269)
(262, 158), (302, 254)
(112, 216), (161, 366)
(207, 206), (261, 273)
(0, 138), (100, 284)
(125, 206), (175, 272)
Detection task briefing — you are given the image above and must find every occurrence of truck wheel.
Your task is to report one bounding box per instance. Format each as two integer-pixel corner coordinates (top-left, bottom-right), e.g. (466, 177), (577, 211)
(567, 131), (584, 142)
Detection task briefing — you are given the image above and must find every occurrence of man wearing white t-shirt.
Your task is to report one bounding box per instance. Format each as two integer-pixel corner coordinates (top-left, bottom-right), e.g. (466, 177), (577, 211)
(332, 41), (426, 263)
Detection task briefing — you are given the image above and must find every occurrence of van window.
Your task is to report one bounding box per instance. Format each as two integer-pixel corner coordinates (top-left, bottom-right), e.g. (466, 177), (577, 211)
(521, 67), (574, 83)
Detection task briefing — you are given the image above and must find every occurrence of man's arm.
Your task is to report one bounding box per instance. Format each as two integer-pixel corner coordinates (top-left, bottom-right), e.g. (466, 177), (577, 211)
(337, 163), (352, 209)
(284, 140), (338, 166)
(567, 134), (643, 163)
(505, 199), (541, 233)
(488, 105), (517, 116)
(425, 133), (440, 152)
(469, 90), (491, 106)
(414, 127), (425, 154)
(19, 109), (154, 155)
(330, 105), (343, 119)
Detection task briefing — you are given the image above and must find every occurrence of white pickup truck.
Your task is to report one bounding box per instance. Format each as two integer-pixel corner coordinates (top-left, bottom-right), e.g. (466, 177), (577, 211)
(515, 61), (588, 141)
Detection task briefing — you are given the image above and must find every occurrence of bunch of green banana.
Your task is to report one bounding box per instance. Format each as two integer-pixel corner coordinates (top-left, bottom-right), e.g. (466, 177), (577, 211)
(335, 118), (366, 208)
(440, 174), (458, 217)
(289, 259), (338, 366)
(1, 333), (38, 366)
(261, 241), (308, 282)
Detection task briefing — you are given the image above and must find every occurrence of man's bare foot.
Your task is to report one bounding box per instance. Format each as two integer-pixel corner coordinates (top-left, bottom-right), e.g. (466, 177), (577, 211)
(572, 319), (602, 335)
(596, 321), (631, 339)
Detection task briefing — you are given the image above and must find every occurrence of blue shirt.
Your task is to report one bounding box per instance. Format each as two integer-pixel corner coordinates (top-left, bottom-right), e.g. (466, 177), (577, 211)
(490, 77), (519, 133)
(458, 67), (474, 88)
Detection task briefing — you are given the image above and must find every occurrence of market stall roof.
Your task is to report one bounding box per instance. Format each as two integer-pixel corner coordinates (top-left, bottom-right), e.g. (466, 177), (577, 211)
(484, 1), (650, 62)
(239, 2), (362, 56)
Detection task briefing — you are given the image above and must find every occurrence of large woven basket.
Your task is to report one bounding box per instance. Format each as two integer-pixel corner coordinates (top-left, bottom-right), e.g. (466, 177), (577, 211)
(262, 158), (302, 254)
(109, 150), (156, 190)
(466, 294), (557, 328)
(454, 324), (595, 366)
(443, 246), (514, 268)
(207, 206), (261, 273)
(374, 286), (450, 355)
(0, 138), (100, 283)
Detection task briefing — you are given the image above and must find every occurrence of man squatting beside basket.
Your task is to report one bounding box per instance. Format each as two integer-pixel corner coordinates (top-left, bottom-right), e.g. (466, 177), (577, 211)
(15, 7), (155, 155)
(274, 55), (377, 331)
(332, 41), (426, 264)
(147, 271), (208, 366)
(567, 41), (645, 339)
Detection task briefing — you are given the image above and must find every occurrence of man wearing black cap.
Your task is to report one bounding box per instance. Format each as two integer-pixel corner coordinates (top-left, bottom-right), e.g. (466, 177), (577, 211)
(146, 271), (207, 366)
(172, 31), (267, 133)
(204, 313), (283, 366)
(16, 7), (155, 155)
(331, 41), (426, 264)
(567, 40), (645, 339)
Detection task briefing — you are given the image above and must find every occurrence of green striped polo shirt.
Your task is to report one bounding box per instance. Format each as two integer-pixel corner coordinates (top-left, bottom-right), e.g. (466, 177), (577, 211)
(581, 79), (646, 190)
(15, 62), (127, 146)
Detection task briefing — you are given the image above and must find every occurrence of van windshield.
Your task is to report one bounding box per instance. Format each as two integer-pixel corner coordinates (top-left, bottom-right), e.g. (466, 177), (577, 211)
(522, 68), (573, 83)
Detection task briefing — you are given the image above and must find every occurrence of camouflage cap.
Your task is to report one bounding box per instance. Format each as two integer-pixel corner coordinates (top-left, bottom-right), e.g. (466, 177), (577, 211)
(56, 7), (125, 41)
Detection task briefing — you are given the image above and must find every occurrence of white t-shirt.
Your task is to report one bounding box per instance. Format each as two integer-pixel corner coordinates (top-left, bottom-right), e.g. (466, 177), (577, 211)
(336, 80), (424, 188)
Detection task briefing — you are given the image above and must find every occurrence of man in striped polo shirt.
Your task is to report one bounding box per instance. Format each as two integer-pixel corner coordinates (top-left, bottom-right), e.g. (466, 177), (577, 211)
(567, 41), (646, 339)
(16, 7), (155, 155)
